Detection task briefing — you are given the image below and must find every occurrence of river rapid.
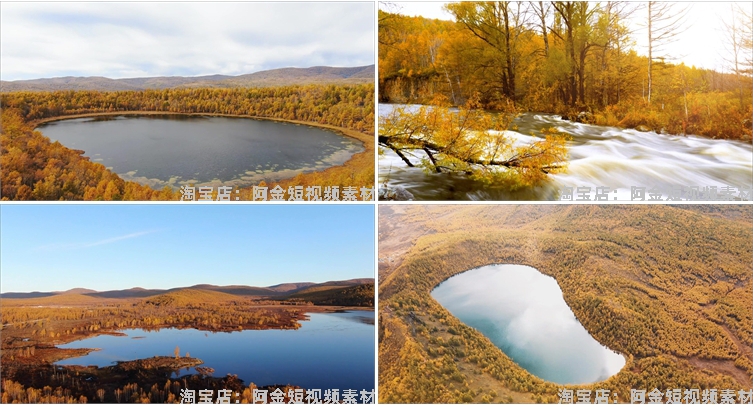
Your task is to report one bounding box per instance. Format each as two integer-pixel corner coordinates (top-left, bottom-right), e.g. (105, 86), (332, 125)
(379, 104), (753, 201)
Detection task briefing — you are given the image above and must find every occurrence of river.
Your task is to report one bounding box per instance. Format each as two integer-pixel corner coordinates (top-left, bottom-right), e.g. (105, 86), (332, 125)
(379, 104), (753, 201)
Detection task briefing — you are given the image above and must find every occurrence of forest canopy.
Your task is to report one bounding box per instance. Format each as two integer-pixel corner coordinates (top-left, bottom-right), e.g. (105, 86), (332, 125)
(379, 2), (753, 141)
(378, 205), (753, 403)
(0, 84), (375, 200)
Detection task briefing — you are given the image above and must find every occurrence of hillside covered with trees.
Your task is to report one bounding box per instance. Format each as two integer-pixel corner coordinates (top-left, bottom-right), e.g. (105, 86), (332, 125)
(0, 65), (375, 92)
(1, 279), (374, 403)
(289, 283), (375, 307)
(1, 84), (374, 200)
(378, 205), (752, 403)
(379, 2), (752, 141)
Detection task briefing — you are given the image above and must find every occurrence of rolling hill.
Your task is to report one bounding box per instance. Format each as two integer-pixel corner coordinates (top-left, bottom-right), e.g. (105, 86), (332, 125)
(0, 65), (374, 92)
(1, 294), (112, 306)
(289, 283), (375, 307)
(142, 289), (240, 307)
(267, 282), (317, 293)
(0, 278), (375, 302)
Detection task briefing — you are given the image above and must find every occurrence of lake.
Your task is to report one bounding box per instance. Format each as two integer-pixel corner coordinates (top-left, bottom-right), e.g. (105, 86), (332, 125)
(431, 264), (625, 385)
(55, 311), (374, 391)
(39, 115), (363, 189)
(379, 104), (753, 200)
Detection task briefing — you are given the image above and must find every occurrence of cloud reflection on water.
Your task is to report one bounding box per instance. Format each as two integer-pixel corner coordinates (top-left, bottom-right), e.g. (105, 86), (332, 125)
(432, 264), (625, 385)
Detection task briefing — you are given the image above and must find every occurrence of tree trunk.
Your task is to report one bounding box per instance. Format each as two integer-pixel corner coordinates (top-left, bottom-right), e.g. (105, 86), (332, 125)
(647, 2), (653, 104)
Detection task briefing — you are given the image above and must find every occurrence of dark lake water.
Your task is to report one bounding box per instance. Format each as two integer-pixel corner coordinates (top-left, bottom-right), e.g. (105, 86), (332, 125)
(431, 264), (625, 385)
(39, 115), (363, 189)
(55, 311), (374, 391)
(379, 103), (753, 200)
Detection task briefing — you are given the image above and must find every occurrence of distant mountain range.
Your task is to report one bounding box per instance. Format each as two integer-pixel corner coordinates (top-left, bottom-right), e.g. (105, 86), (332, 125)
(0, 65), (375, 92)
(0, 278), (374, 300)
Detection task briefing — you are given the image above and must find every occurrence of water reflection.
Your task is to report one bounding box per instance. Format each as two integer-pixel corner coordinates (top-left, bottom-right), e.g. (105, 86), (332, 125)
(55, 311), (375, 390)
(39, 115), (363, 190)
(432, 264), (625, 385)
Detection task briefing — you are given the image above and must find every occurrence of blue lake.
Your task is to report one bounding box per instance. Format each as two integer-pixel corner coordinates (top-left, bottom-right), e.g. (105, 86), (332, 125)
(431, 264), (625, 385)
(56, 311), (374, 391)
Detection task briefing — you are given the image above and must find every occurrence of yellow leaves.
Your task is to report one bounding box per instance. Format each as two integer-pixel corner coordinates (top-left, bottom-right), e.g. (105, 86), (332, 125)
(379, 97), (570, 189)
(2, 85), (374, 200)
(384, 205), (753, 398)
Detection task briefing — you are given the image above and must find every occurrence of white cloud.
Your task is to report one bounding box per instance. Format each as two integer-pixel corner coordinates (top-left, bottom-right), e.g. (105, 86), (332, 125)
(1, 2), (375, 80)
(35, 230), (160, 251)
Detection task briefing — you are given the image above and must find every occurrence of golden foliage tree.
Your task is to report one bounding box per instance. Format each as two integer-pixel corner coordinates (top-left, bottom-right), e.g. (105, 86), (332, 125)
(379, 95), (569, 188)
(378, 5), (753, 141)
(0, 84), (375, 200)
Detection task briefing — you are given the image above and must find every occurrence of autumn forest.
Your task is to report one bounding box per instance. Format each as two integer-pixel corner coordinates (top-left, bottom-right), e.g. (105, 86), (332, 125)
(1, 281), (375, 403)
(0, 84), (375, 200)
(379, 2), (753, 141)
(378, 205), (752, 403)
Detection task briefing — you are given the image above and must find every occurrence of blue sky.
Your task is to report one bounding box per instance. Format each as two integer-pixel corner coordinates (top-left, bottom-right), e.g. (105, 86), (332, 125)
(1, 2), (375, 81)
(0, 205), (375, 293)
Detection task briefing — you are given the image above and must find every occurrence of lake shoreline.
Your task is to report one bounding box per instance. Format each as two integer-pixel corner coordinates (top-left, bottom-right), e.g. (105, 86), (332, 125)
(33, 308), (374, 399)
(14, 305), (374, 367)
(432, 264), (627, 385)
(31, 110), (371, 147)
(31, 111), (374, 194)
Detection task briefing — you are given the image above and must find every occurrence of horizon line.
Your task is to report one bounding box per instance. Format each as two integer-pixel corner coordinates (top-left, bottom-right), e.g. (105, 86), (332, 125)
(0, 278), (376, 295)
(0, 64), (377, 83)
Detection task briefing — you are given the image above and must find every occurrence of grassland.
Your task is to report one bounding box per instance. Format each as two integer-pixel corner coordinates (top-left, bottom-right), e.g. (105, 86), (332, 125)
(378, 205), (752, 403)
(1, 281), (374, 403)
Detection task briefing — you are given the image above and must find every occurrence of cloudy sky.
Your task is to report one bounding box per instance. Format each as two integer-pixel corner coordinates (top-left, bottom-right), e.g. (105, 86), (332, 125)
(381, 1), (747, 73)
(1, 205), (375, 293)
(1, 2), (375, 81)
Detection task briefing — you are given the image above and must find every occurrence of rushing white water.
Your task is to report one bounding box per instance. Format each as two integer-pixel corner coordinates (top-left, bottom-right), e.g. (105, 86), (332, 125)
(432, 264), (626, 385)
(379, 104), (753, 200)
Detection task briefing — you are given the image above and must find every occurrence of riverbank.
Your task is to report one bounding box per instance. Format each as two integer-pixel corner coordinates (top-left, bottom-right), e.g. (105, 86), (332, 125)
(380, 101), (752, 142)
(378, 104), (753, 201)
